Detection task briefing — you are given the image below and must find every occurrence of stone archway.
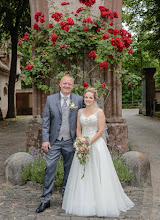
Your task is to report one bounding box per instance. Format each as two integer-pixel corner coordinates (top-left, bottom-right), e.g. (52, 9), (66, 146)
(28, 0), (128, 153)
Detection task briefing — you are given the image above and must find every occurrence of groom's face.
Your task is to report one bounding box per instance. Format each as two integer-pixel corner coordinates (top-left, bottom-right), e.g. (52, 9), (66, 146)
(60, 76), (74, 96)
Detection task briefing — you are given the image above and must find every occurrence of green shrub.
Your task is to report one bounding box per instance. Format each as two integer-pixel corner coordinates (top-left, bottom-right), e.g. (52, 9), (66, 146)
(22, 157), (64, 186)
(113, 156), (132, 182)
(22, 165), (32, 181)
(22, 155), (132, 185)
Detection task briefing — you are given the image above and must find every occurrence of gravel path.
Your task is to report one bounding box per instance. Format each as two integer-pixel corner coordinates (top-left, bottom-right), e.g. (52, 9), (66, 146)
(0, 116), (32, 184)
(123, 109), (160, 220)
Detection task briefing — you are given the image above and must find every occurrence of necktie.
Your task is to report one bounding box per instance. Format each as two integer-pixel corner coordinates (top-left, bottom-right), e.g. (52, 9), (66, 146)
(62, 97), (68, 113)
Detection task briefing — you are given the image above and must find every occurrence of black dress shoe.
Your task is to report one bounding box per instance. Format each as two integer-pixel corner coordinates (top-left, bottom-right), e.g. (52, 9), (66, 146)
(36, 202), (50, 213)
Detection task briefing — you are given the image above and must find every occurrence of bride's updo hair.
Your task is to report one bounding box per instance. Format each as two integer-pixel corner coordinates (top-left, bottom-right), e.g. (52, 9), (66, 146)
(84, 87), (98, 100)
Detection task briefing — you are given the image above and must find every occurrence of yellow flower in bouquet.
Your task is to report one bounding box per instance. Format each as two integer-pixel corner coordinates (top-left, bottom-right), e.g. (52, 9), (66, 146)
(81, 137), (86, 142)
(80, 147), (85, 151)
(73, 136), (91, 178)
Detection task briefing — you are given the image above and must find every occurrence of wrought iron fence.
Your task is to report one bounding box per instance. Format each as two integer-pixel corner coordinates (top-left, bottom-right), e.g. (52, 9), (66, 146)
(122, 100), (141, 109)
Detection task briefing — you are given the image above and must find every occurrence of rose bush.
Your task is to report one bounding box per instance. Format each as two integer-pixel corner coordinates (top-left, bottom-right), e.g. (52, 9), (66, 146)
(19, 0), (132, 96)
(120, 71), (142, 88)
(120, 70), (142, 108)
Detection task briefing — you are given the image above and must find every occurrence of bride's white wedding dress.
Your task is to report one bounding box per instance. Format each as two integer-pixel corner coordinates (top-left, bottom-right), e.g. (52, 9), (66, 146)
(62, 109), (134, 217)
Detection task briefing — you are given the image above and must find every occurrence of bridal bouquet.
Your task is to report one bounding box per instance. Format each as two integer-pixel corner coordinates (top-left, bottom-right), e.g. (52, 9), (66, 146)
(74, 137), (91, 179)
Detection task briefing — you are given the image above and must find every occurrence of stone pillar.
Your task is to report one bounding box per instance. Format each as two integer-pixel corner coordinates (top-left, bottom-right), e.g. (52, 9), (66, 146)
(32, 80), (50, 117)
(141, 67), (156, 116)
(26, 0), (50, 151)
(104, 0), (129, 154)
(26, 116), (42, 151)
(29, 0), (50, 117)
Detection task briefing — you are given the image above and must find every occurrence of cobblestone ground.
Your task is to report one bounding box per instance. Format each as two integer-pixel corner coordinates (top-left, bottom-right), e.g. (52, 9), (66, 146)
(0, 114), (154, 220)
(0, 183), (150, 220)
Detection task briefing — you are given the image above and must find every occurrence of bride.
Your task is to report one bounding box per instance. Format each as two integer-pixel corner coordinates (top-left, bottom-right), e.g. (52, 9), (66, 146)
(62, 87), (134, 217)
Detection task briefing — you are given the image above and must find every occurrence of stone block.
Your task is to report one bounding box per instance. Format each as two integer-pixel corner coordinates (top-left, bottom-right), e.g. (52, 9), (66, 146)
(121, 151), (152, 187)
(107, 121), (129, 154)
(5, 152), (34, 185)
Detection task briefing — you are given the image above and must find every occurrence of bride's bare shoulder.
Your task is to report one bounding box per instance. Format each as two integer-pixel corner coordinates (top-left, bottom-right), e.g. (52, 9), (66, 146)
(78, 108), (85, 112)
(97, 108), (104, 113)
(97, 108), (105, 116)
(78, 108), (84, 115)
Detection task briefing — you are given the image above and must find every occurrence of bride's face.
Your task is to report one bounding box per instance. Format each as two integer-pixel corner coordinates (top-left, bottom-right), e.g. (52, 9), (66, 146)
(84, 92), (95, 106)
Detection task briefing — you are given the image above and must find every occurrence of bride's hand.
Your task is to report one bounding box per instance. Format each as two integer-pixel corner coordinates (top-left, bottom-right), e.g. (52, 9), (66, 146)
(88, 144), (92, 149)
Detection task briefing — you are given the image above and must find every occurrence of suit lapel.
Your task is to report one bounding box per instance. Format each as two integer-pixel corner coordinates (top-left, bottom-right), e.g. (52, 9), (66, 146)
(69, 93), (78, 119)
(70, 93), (73, 104)
(57, 93), (62, 114)
(69, 93), (73, 118)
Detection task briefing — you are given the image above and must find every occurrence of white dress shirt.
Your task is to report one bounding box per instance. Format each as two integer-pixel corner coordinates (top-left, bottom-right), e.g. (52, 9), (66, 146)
(60, 92), (71, 107)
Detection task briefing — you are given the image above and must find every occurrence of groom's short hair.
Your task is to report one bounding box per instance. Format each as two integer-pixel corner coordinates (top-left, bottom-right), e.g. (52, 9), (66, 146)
(61, 75), (74, 84)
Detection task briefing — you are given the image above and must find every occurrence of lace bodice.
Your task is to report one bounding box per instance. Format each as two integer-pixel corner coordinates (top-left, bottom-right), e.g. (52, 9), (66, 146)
(80, 109), (99, 140)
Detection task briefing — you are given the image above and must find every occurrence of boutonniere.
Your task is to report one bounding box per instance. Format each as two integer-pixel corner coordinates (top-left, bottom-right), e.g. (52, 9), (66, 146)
(69, 101), (78, 111)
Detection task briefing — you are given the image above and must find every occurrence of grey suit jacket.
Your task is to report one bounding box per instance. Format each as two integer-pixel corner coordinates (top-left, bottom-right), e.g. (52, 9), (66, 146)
(42, 92), (84, 145)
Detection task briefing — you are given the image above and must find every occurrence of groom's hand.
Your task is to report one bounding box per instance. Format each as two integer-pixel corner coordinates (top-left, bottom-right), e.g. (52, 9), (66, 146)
(42, 141), (51, 153)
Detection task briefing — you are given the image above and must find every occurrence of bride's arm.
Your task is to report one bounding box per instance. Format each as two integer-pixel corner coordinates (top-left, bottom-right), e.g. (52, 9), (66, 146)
(76, 109), (82, 137)
(89, 109), (105, 145)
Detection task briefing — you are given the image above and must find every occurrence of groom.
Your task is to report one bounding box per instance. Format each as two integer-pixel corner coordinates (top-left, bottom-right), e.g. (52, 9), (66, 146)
(36, 75), (84, 213)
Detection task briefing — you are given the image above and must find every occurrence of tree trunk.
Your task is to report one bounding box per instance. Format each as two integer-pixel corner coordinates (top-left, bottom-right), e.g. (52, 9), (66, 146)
(6, 33), (18, 118)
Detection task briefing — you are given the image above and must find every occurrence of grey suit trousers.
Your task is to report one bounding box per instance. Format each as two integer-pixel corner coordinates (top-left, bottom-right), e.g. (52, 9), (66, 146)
(41, 138), (74, 203)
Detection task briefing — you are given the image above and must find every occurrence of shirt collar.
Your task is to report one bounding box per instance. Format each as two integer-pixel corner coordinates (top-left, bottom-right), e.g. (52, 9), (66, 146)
(60, 92), (70, 99)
